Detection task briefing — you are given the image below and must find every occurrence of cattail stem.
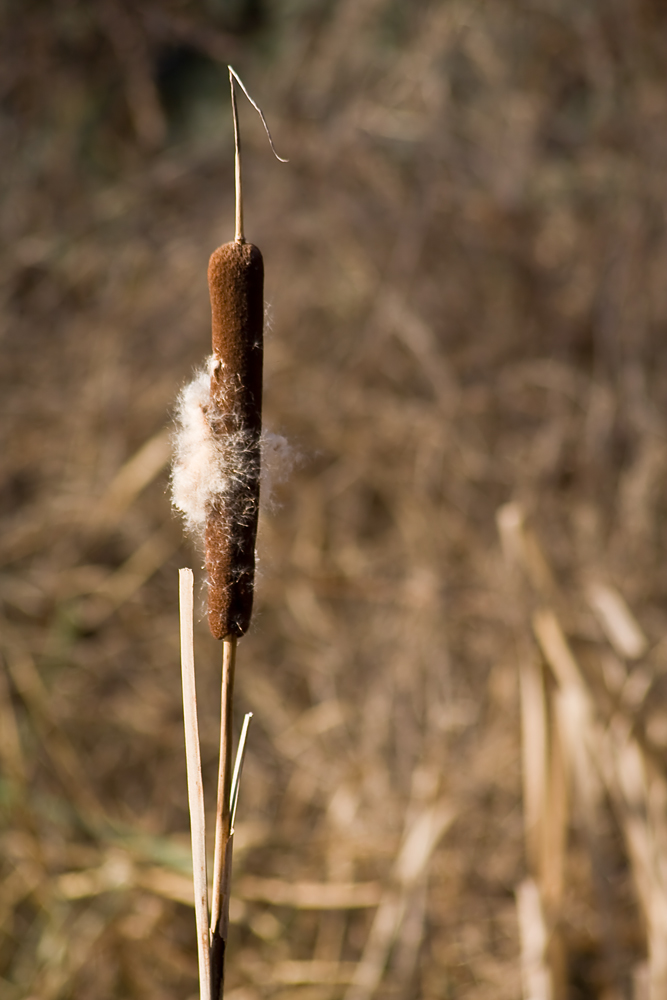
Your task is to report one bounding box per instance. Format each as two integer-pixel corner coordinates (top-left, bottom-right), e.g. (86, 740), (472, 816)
(210, 636), (237, 999)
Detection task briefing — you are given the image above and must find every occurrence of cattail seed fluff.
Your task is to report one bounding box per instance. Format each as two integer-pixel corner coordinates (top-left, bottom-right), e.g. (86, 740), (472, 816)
(205, 240), (264, 639)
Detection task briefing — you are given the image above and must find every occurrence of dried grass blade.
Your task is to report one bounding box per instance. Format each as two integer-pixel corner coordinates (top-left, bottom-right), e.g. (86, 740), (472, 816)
(230, 712), (252, 832)
(97, 427), (171, 525)
(94, 526), (179, 613)
(532, 608), (584, 693)
(236, 877), (382, 909)
(586, 581), (648, 661)
(0, 652), (27, 785)
(2, 639), (104, 825)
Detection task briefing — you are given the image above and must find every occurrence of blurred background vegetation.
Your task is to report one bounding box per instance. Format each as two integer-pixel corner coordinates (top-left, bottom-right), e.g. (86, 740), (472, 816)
(3, 0), (667, 997)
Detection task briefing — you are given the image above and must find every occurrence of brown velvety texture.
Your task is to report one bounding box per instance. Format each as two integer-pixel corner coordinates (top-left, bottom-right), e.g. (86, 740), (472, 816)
(206, 240), (264, 639)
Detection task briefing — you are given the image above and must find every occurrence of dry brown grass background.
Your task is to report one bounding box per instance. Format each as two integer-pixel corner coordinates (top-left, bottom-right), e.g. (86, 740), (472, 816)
(2, 1), (667, 998)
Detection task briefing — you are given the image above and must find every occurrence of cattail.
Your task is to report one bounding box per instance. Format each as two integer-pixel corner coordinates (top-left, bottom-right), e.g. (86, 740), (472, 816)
(205, 240), (264, 639)
(172, 67), (285, 643)
(174, 66), (286, 1000)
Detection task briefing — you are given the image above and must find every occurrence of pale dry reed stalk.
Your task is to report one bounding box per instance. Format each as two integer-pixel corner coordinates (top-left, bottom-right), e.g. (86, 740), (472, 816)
(179, 568), (211, 1000)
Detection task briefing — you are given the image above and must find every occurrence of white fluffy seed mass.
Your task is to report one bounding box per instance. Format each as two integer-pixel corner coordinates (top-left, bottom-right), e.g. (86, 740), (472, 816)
(171, 360), (291, 537)
(171, 366), (223, 534)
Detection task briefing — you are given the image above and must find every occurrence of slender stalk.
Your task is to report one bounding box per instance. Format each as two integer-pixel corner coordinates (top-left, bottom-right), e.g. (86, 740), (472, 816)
(229, 69), (243, 244)
(210, 636), (237, 1000)
(179, 568), (212, 1000)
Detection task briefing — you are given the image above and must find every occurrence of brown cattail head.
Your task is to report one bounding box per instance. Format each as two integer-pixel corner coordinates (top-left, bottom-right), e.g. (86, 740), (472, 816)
(205, 240), (264, 639)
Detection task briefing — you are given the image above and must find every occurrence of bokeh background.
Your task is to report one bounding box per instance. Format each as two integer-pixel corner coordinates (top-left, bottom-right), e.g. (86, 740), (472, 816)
(2, 1), (667, 998)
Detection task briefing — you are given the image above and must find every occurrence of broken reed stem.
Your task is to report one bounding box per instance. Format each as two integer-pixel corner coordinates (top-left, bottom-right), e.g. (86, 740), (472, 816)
(179, 568), (212, 1000)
